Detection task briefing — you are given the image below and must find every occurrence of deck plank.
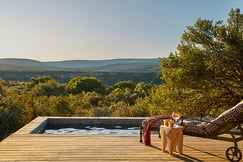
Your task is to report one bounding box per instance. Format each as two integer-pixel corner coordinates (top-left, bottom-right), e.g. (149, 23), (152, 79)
(0, 133), (242, 162)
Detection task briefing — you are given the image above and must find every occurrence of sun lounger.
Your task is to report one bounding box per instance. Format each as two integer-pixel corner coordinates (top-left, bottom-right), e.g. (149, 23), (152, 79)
(140, 101), (243, 162)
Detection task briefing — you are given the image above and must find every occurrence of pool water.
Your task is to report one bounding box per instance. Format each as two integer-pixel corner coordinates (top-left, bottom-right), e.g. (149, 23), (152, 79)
(44, 126), (140, 135)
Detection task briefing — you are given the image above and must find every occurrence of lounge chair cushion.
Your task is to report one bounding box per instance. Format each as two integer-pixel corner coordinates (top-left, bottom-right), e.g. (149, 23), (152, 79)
(182, 101), (243, 137)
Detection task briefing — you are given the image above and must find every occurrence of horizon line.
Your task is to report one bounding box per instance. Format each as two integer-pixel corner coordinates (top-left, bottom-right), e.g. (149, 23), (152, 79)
(0, 57), (162, 62)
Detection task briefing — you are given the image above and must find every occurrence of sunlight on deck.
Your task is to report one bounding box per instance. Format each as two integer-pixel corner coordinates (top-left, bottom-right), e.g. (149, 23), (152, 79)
(0, 133), (242, 161)
(0, 117), (242, 161)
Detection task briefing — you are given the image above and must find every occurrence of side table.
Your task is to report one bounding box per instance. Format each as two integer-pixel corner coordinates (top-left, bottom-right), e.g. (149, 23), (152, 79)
(160, 125), (184, 155)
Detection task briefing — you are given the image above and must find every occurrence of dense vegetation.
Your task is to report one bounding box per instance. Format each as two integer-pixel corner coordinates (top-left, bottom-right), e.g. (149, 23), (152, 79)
(137, 8), (243, 116)
(0, 76), (154, 140)
(0, 70), (162, 85)
(0, 8), (242, 141)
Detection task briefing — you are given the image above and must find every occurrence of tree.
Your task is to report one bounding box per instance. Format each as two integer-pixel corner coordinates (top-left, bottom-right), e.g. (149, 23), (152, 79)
(134, 82), (153, 97)
(28, 76), (66, 97)
(0, 78), (6, 97)
(49, 96), (73, 116)
(30, 76), (54, 85)
(158, 8), (243, 115)
(67, 76), (106, 95)
(111, 80), (135, 91)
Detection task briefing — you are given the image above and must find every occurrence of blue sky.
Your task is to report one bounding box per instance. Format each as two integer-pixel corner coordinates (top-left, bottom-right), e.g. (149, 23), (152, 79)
(0, 0), (242, 61)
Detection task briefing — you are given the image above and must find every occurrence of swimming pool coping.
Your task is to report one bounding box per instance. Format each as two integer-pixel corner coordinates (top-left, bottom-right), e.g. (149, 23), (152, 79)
(14, 116), (149, 135)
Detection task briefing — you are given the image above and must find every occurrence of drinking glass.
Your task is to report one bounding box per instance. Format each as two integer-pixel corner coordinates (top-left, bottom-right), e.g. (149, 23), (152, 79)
(172, 112), (181, 123)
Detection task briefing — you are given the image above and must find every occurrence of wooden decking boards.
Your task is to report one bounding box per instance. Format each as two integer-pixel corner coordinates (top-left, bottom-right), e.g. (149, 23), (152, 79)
(0, 133), (242, 162)
(0, 117), (242, 161)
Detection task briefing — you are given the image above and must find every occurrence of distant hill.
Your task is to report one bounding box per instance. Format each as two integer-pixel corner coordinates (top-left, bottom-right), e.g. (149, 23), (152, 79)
(0, 58), (163, 85)
(0, 58), (161, 73)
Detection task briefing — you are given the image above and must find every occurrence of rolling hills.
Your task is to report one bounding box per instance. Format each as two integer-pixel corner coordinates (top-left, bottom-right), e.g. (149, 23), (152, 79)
(0, 58), (162, 85)
(0, 58), (161, 73)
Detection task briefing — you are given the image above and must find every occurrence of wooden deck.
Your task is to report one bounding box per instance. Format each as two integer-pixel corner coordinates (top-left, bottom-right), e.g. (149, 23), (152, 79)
(0, 133), (242, 161)
(0, 117), (242, 161)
